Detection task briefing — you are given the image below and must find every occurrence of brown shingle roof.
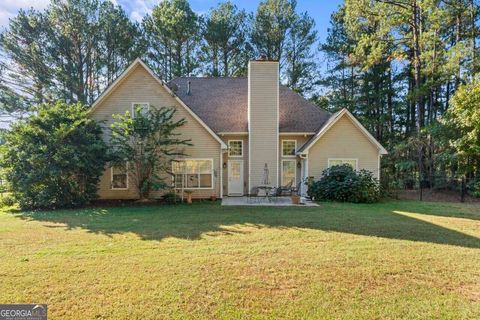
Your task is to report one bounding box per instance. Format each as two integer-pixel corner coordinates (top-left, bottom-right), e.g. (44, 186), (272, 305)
(170, 77), (331, 133)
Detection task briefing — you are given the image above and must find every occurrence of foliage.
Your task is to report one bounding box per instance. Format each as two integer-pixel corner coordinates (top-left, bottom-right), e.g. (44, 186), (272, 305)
(199, 1), (251, 77)
(0, 0), (145, 109)
(143, 0), (199, 81)
(307, 164), (380, 203)
(162, 191), (180, 204)
(109, 106), (192, 200)
(1, 102), (107, 209)
(467, 177), (480, 198)
(0, 195), (16, 207)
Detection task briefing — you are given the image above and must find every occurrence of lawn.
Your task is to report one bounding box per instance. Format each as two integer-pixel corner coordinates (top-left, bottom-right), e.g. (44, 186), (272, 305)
(0, 200), (479, 319)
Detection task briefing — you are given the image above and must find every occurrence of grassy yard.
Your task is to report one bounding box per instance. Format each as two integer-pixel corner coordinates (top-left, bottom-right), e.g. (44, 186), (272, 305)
(0, 200), (479, 319)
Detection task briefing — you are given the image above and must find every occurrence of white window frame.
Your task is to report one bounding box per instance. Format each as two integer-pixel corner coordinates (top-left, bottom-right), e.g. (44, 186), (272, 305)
(328, 158), (359, 170)
(110, 161), (129, 190)
(228, 140), (243, 157)
(282, 140), (297, 158)
(131, 102), (150, 118)
(281, 159), (297, 186)
(172, 158), (214, 190)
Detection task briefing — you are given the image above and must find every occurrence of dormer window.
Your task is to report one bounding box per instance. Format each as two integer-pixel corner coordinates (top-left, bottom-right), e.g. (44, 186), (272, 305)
(132, 103), (150, 118)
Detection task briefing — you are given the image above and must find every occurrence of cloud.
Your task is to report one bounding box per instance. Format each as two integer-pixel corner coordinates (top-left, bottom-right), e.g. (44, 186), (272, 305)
(117, 0), (157, 22)
(0, 0), (50, 30)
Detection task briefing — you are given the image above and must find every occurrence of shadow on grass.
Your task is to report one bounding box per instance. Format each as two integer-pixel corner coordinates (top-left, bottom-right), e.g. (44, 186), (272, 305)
(13, 201), (480, 248)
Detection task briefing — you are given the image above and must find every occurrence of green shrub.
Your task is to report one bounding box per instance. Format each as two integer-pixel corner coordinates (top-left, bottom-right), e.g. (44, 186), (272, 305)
(1, 102), (108, 210)
(162, 192), (179, 204)
(467, 178), (480, 198)
(307, 164), (380, 203)
(0, 195), (16, 207)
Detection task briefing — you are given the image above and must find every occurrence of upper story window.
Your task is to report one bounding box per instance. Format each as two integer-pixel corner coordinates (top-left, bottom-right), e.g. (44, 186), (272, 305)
(132, 103), (150, 118)
(111, 162), (128, 190)
(228, 140), (243, 157)
(172, 159), (213, 189)
(328, 159), (358, 170)
(282, 140), (296, 157)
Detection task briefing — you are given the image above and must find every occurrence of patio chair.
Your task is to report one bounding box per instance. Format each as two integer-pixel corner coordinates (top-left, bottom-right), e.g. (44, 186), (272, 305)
(268, 187), (283, 203)
(279, 180), (293, 196)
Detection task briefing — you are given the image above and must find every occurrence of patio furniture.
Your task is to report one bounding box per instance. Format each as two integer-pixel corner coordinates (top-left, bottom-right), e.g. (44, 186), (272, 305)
(247, 187), (260, 203)
(257, 185), (273, 202)
(268, 187), (283, 203)
(279, 181), (294, 196)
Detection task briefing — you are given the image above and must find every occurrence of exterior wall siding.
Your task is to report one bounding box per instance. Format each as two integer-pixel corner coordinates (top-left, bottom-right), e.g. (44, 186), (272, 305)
(308, 116), (380, 180)
(90, 64), (221, 199)
(248, 61), (279, 189)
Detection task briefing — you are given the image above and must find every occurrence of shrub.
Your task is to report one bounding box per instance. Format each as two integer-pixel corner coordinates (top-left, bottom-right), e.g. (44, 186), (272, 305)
(1, 102), (108, 210)
(307, 164), (380, 203)
(0, 195), (16, 207)
(467, 178), (480, 198)
(162, 192), (179, 204)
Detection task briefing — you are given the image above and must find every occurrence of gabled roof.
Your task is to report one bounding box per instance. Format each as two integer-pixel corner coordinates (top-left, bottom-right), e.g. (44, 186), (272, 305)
(169, 77), (331, 133)
(297, 108), (388, 155)
(89, 58), (227, 149)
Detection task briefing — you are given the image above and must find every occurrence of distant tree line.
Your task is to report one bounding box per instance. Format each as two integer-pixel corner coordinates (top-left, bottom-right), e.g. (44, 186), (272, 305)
(0, 0), (317, 112)
(320, 0), (480, 192)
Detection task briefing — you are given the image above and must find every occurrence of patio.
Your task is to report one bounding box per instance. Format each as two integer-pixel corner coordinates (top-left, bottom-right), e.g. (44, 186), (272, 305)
(221, 196), (319, 206)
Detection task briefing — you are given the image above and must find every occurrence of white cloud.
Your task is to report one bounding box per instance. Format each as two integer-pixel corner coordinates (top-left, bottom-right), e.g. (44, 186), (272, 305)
(117, 0), (157, 22)
(0, 0), (50, 30)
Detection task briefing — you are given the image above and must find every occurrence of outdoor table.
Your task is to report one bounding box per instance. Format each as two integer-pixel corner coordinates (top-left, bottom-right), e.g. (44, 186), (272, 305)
(257, 185), (273, 202)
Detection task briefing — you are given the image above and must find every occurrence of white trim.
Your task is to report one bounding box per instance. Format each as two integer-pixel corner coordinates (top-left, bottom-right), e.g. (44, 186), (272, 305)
(89, 58), (227, 149)
(247, 62), (252, 192)
(279, 132), (315, 136)
(219, 148), (223, 198)
(378, 153), (381, 180)
(172, 158), (214, 190)
(281, 139), (297, 158)
(219, 132), (248, 135)
(131, 102), (150, 118)
(227, 159), (244, 196)
(281, 159), (297, 187)
(227, 140), (243, 157)
(110, 161), (129, 190)
(297, 109), (388, 155)
(276, 66), (279, 188)
(328, 158), (359, 171)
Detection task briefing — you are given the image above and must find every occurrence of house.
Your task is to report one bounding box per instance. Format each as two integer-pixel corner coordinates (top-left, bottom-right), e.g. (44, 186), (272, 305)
(89, 57), (387, 199)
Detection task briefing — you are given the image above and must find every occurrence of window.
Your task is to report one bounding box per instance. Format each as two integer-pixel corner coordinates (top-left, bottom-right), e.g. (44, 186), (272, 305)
(328, 159), (358, 170)
(172, 159), (213, 189)
(282, 140), (296, 157)
(131, 103), (149, 118)
(228, 140), (243, 157)
(111, 162), (128, 189)
(281, 160), (296, 186)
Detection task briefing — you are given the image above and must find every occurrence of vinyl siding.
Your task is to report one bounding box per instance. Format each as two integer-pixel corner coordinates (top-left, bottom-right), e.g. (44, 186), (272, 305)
(308, 115), (380, 179)
(90, 64), (221, 199)
(221, 135), (249, 195)
(248, 61), (279, 188)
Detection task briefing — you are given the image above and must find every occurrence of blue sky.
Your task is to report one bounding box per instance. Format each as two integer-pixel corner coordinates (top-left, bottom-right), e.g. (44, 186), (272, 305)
(0, 0), (343, 44)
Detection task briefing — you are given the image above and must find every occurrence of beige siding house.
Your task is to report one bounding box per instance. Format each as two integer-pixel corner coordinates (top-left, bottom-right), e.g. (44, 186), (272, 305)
(89, 57), (387, 200)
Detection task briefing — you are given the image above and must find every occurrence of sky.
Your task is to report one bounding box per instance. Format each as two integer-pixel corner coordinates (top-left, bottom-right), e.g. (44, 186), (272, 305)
(0, 0), (343, 44)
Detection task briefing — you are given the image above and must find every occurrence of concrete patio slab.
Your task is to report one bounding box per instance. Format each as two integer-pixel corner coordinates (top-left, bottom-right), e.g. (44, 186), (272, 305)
(221, 196), (319, 206)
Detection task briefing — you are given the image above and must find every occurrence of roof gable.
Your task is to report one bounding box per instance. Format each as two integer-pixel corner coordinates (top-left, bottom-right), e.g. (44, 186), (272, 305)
(297, 109), (388, 155)
(89, 59), (227, 149)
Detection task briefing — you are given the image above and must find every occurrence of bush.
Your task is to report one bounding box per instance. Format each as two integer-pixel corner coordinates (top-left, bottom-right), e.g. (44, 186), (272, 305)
(162, 192), (179, 204)
(467, 178), (480, 198)
(1, 102), (108, 210)
(0, 195), (16, 207)
(307, 164), (380, 203)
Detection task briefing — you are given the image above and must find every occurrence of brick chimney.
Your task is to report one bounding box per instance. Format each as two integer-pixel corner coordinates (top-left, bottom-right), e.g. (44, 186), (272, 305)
(248, 58), (279, 189)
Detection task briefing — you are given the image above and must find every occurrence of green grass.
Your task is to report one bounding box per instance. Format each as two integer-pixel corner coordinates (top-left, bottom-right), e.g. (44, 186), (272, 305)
(0, 200), (479, 319)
